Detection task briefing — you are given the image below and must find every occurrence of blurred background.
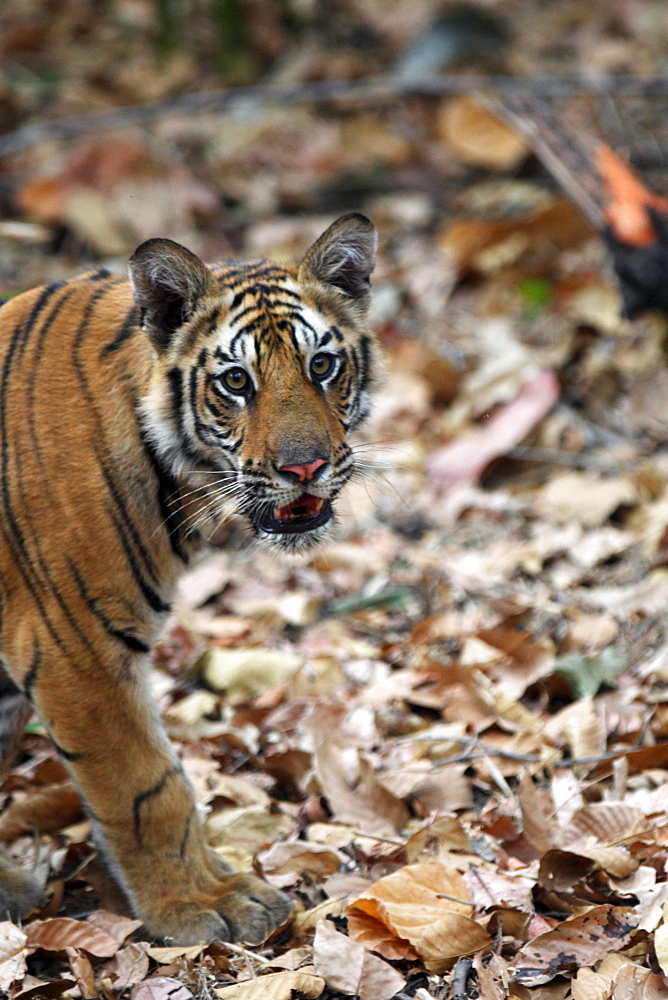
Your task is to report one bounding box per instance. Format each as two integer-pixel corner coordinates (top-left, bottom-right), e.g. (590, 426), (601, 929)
(2, 0), (668, 297)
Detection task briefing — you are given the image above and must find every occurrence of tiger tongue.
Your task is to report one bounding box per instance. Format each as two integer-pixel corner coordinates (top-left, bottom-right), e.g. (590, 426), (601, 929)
(275, 493), (324, 521)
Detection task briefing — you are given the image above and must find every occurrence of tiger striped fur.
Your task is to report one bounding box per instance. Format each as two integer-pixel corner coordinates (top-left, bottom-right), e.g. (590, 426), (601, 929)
(0, 213), (379, 943)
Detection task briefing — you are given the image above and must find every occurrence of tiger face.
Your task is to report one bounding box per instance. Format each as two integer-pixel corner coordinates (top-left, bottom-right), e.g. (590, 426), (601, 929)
(131, 213), (380, 554)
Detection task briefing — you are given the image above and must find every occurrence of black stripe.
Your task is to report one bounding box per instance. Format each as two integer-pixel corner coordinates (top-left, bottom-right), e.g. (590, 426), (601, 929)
(22, 645), (41, 702)
(67, 559), (152, 653)
(102, 305), (140, 356)
(0, 283), (73, 656)
(358, 335), (371, 394)
(138, 427), (189, 562)
(52, 738), (82, 761)
(133, 766), (179, 843)
(69, 280), (166, 611)
(106, 504), (171, 614)
(16, 282), (65, 358)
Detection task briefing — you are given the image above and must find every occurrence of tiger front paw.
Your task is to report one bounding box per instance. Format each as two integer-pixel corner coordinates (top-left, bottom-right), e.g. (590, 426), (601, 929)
(143, 873), (293, 945)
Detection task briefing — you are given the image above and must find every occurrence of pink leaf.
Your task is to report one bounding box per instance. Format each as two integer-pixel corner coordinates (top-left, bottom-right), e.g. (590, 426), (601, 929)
(428, 369), (560, 491)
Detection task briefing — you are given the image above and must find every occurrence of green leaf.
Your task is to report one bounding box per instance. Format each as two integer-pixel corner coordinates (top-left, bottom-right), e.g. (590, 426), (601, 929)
(554, 646), (626, 699)
(326, 585), (413, 616)
(519, 278), (552, 309)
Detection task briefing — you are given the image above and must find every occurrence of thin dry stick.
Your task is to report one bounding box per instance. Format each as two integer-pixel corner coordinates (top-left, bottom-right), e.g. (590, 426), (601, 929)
(3, 73), (668, 157)
(400, 732), (667, 770)
(452, 956), (474, 1000)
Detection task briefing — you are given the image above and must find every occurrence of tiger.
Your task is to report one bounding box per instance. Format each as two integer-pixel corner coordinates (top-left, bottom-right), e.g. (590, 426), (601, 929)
(0, 213), (380, 945)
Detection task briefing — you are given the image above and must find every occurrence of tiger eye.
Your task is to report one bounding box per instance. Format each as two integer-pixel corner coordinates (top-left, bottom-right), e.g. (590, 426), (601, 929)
(310, 353), (334, 379)
(223, 367), (249, 392)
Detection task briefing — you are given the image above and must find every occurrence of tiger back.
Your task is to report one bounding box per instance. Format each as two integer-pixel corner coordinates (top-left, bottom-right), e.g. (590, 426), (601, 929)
(0, 213), (379, 943)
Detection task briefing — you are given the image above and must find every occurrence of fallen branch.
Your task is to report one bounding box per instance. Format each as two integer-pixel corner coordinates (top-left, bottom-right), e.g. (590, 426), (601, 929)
(3, 73), (668, 157)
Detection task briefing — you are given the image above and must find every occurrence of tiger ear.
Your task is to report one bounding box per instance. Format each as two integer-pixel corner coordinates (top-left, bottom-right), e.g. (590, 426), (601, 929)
(298, 213), (377, 305)
(129, 238), (212, 351)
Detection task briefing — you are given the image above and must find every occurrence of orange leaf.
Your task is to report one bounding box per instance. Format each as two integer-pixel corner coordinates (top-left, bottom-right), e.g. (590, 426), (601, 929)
(346, 861), (490, 967)
(597, 144), (668, 246)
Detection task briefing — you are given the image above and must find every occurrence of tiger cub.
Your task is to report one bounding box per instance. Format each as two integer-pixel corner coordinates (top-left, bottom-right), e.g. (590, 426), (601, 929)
(0, 213), (379, 944)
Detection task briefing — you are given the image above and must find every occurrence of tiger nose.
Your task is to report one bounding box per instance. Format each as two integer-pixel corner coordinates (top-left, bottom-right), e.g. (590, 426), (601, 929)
(278, 457), (328, 483)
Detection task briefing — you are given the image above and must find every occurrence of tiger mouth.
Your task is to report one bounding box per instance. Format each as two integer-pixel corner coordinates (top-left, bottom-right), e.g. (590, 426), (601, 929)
(255, 493), (333, 535)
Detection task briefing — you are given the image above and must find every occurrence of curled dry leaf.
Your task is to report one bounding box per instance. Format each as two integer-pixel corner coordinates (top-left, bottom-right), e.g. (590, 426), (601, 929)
(0, 921), (28, 991)
(313, 919), (406, 1000)
(25, 917), (121, 958)
(257, 841), (342, 880)
(214, 970), (325, 1000)
(513, 905), (639, 986)
(346, 861), (491, 969)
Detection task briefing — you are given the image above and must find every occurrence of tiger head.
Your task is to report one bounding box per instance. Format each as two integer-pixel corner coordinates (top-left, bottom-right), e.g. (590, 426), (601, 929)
(130, 213), (381, 554)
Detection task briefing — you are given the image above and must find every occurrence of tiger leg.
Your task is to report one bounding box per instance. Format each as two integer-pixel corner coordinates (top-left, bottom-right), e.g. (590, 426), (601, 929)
(32, 654), (291, 944)
(0, 668), (45, 919)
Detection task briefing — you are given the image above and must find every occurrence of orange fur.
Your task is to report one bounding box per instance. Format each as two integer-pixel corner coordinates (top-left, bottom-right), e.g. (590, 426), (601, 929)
(0, 214), (379, 942)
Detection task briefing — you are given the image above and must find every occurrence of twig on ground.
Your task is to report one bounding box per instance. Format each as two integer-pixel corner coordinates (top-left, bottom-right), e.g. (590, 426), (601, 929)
(3, 74), (668, 157)
(452, 956), (474, 1000)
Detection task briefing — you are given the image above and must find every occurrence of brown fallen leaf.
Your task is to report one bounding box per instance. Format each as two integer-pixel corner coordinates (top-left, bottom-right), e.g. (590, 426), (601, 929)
(12, 977), (77, 999)
(133, 978), (195, 1000)
(517, 774), (557, 854)
(563, 803), (646, 848)
(291, 897), (345, 940)
(0, 782), (83, 840)
(571, 966), (611, 1000)
(513, 905), (639, 986)
(428, 370), (560, 492)
(438, 97), (529, 170)
(0, 921), (28, 991)
(25, 917), (121, 958)
(346, 861), (491, 969)
(103, 942), (150, 990)
(539, 472), (637, 528)
(66, 946), (96, 999)
(146, 944), (205, 964)
(313, 919), (406, 1000)
(213, 970), (325, 999)
(314, 740), (409, 837)
(257, 841), (342, 882)
(85, 910), (143, 945)
(609, 962), (667, 999)
(418, 914), (493, 973)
